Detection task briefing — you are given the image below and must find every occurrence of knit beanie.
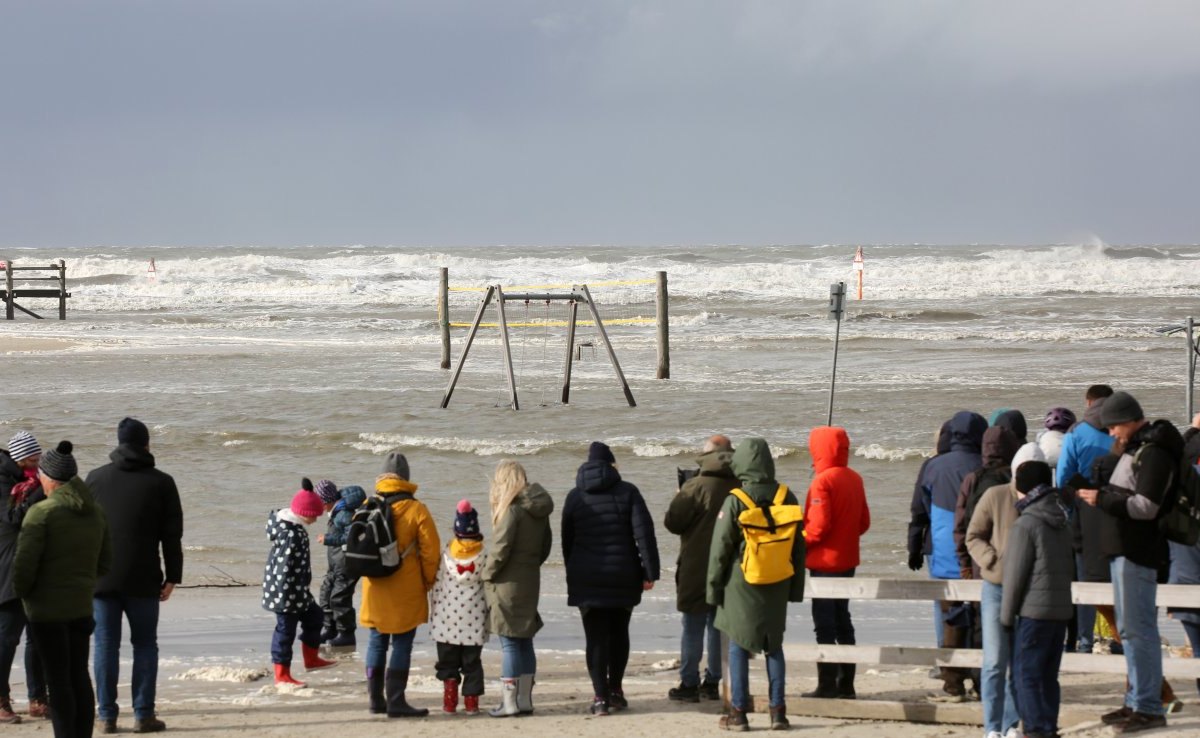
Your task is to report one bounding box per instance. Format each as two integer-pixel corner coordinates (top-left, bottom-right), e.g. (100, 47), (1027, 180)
(116, 417), (150, 448)
(39, 440), (78, 482)
(1099, 391), (1144, 427)
(1010, 441), (1046, 479)
(1014, 459), (1053, 494)
(7, 431), (41, 462)
(314, 479), (339, 505)
(382, 452), (410, 481)
(454, 499), (483, 540)
(291, 478), (325, 519)
(588, 441), (616, 464)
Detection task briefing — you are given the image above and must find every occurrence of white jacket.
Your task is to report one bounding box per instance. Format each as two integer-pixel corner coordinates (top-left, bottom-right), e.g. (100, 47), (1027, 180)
(429, 547), (489, 646)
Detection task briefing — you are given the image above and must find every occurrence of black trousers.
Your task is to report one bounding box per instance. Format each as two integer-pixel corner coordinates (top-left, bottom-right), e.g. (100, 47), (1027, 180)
(810, 568), (857, 645)
(30, 616), (95, 738)
(319, 548), (359, 633)
(580, 607), (632, 700)
(435, 642), (484, 696)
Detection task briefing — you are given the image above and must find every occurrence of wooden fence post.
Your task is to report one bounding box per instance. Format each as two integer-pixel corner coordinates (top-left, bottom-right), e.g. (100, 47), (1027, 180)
(656, 270), (669, 379)
(439, 267), (450, 369)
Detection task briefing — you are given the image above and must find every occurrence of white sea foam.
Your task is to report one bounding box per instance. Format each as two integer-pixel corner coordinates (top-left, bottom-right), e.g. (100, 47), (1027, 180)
(854, 444), (934, 462)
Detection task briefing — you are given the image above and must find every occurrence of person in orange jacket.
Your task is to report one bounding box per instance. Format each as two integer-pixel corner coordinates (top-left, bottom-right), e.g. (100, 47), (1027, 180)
(801, 426), (870, 699)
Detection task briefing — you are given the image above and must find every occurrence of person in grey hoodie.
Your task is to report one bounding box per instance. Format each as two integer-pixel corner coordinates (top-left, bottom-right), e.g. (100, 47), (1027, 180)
(1000, 460), (1074, 738)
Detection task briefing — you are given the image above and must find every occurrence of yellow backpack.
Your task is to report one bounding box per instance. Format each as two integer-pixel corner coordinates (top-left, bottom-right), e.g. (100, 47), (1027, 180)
(729, 485), (804, 585)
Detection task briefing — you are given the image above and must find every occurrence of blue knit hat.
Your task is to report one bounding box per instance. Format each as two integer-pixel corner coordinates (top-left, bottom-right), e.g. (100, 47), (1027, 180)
(454, 499), (482, 540)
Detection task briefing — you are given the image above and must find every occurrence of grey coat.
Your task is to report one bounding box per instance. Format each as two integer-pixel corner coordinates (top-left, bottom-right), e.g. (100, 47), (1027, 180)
(999, 488), (1074, 626)
(481, 483), (554, 639)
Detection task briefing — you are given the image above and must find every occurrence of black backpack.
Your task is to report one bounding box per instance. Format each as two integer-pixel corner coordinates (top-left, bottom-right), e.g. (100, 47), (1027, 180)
(1132, 420), (1200, 546)
(343, 494), (416, 578)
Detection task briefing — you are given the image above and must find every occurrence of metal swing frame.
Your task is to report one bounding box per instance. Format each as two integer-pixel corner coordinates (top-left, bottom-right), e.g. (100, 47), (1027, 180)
(439, 284), (636, 410)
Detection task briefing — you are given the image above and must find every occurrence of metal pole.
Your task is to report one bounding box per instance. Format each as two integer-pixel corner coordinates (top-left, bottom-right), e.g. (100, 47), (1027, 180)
(4, 261), (12, 320)
(579, 285), (636, 407)
(438, 267), (450, 369)
(827, 316), (842, 426)
(58, 260), (67, 320)
(826, 282), (846, 426)
(656, 270), (670, 379)
(440, 285), (494, 408)
(1188, 316), (1195, 422)
(495, 286), (519, 411)
(561, 299), (579, 404)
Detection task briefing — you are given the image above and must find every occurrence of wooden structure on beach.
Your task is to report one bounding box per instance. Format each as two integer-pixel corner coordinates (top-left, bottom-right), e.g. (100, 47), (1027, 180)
(1, 260), (71, 320)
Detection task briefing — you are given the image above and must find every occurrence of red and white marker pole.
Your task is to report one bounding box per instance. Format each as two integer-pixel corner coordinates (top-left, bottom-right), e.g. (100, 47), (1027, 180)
(852, 246), (864, 299)
(147, 258), (157, 281)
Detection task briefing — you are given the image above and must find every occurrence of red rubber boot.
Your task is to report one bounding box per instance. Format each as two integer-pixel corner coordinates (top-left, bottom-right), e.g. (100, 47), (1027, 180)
(274, 663), (306, 687)
(443, 678), (460, 713)
(302, 644), (336, 671)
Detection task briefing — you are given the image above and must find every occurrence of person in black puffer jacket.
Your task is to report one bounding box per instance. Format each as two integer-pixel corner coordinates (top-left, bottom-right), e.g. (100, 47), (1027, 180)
(562, 442), (659, 716)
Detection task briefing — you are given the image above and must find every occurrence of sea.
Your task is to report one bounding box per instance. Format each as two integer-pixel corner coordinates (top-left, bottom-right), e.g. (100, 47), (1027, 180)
(1, 242), (1197, 674)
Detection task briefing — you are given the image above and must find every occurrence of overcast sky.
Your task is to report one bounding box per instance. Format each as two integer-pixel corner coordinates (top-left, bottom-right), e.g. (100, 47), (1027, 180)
(2, 1), (1198, 247)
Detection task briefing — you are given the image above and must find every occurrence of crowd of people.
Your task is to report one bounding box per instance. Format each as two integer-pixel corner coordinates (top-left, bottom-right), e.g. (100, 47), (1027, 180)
(0, 386), (1198, 738)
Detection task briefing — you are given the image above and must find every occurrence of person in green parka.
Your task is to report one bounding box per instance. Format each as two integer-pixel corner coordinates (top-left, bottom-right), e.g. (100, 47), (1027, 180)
(707, 437), (805, 732)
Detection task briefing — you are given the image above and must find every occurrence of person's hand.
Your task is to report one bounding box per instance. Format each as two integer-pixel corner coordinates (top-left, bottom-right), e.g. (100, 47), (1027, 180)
(642, 580), (655, 591)
(317, 534), (325, 544)
(1191, 412), (1200, 430)
(160, 582), (175, 602)
(959, 567), (974, 580)
(1077, 489), (1099, 507)
(907, 551), (923, 571)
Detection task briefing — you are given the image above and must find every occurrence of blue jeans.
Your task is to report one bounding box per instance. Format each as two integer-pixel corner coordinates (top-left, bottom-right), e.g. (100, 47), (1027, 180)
(1111, 557), (1165, 716)
(498, 635), (536, 678)
(728, 641), (785, 711)
(269, 601), (323, 666)
(980, 581), (1019, 735)
(0, 599), (44, 701)
(927, 555), (944, 647)
(1075, 553), (1096, 653)
(1013, 618), (1067, 735)
(679, 609), (721, 687)
(366, 628), (416, 671)
(1182, 621), (1200, 695)
(93, 595), (160, 721)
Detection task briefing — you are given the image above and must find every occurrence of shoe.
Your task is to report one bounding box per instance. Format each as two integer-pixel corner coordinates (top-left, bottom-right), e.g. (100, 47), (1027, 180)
(1110, 641), (1124, 655)
(464, 695), (480, 715)
(769, 705), (790, 731)
(133, 716), (167, 733)
(1101, 705), (1134, 725)
(327, 631), (357, 648)
(1002, 728), (1021, 738)
(385, 669), (429, 718)
(589, 697), (609, 716)
(1165, 698), (1183, 714)
(0, 698), (19, 724)
(699, 679), (721, 701)
(98, 719), (117, 734)
(607, 689), (628, 711)
(28, 698), (49, 719)
(801, 662), (838, 698)
(516, 674), (535, 714)
(985, 732), (1003, 738)
(668, 683), (700, 703)
(443, 678), (460, 714)
(1115, 712), (1167, 733)
(274, 663), (306, 687)
(302, 643), (336, 670)
(319, 625), (337, 643)
(367, 667), (385, 714)
(488, 678), (519, 718)
(719, 707), (749, 731)
(834, 664), (857, 699)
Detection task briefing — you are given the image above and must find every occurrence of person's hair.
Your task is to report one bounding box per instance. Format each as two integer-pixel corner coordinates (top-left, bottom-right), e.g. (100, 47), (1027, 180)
(702, 434), (732, 453)
(489, 459), (528, 528)
(1086, 384), (1114, 401)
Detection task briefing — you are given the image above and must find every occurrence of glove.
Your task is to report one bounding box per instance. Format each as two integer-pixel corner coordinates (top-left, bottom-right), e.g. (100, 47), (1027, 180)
(907, 550), (923, 571)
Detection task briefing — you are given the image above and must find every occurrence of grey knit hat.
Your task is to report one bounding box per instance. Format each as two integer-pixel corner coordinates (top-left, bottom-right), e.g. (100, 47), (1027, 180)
(1099, 391), (1144, 428)
(382, 452), (410, 481)
(314, 479), (339, 505)
(39, 440), (78, 482)
(7, 431), (41, 462)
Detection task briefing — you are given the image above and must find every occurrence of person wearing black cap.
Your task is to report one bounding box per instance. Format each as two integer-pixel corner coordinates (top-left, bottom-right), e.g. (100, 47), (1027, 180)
(13, 441), (112, 738)
(85, 417), (183, 734)
(1077, 391), (1176, 733)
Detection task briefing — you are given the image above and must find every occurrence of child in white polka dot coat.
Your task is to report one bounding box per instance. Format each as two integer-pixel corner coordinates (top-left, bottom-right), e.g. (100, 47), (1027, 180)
(429, 499), (489, 714)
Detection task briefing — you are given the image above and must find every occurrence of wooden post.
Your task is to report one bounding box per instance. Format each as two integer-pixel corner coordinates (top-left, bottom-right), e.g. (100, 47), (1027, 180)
(656, 270), (670, 379)
(58, 260), (67, 320)
(4, 261), (12, 321)
(579, 285), (636, 407)
(440, 285), (494, 408)
(438, 267), (450, 369)
(494, 286), (519, 410)
(561, 299), (579, 404)
(1188, 316), (1195, 422)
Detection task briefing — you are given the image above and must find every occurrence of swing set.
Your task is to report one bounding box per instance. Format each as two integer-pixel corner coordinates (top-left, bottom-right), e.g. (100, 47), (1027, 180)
(439, 284), (636, 411)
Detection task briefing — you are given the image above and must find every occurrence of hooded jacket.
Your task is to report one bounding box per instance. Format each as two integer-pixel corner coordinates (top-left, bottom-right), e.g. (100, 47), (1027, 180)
(562, 462), (659, 609)
(1056, 399), (1115, 488)
(322, 485), (367, 549)
(261, 508), (316, 614)
(1000, 486), (1075, 626)
(430, 544), (488, 646)
(482, 483), (554, 638)
(14, 476), (112, 622)
(1096, 420), (1177, 568)
(908, 421), (952, 559)
(964, 444), (1042, 585)
(87, 444), (184, 597)
(707, 439), (805, 654)
(803, 427), (870, 573)
(0, 452), (45, 605)
(953, 426), (1020, 574)
(664, 449), (738, 613)
(359, 476), (442, 634)
(919, 411), (987, 579)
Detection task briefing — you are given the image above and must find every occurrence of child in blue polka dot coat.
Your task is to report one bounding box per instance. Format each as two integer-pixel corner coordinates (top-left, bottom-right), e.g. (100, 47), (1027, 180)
(262, 478), (338, 687)
(429, 499), (489, 714)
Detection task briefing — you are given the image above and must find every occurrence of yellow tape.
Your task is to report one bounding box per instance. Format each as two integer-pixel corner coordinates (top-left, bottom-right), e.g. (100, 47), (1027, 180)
(450, 317), (655, 328)
(449, 278), (655, 292)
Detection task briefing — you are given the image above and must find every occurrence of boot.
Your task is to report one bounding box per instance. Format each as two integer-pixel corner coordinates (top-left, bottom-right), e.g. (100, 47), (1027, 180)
(328, 631), (357, 648)
(443, 678), (460, 714)
(464, 695), (480, 715)
(718, 707), (748, 731)
(835, 663), (857, 699)
(800, 663), (838, 698)
(319, 624), (337, 643)
(274, 663), (306, 687)
(367, 667), (386, 714)
(488, 678), (519, 717)
(516, 674), (535, 714)
(302, 643), (336, 671)
(385, 669), (428, 718)
(769, 705), (790, 731)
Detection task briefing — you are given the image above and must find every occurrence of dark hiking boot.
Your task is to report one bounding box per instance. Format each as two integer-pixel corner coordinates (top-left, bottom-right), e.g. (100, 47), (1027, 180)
(27, 698), (49, 719)
(589, 697), (609, 716)
(800, 663), (838, 698)
(608, 688), (627, 711)
(769, 705), (790, 731)
(835, 664), (857, 699)
(1115, 712), (1167, 734)
(0, 698), (19, 724)
(699, 679), (721, 701)
(98, 719), (116, 734)
(668, 683), (700, 703)
(319, 624), (337, 643)
(719, 707), (749, 732)
(327, 631), (357, 648)
(133, 716), (167, 733)
(385, 669), (428, 718)
(1101, 705), (1133, 725)
(367, 667), (385, 714)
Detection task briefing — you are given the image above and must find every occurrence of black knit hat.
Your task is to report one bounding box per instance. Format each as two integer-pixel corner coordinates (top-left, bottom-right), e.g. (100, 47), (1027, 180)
(588, 441), (615, 464)
(117, 417), (150, 448)
(1099, 391), (1144, 428)
(1014, 459), (1053, 494)
(39, 441), (78, 482)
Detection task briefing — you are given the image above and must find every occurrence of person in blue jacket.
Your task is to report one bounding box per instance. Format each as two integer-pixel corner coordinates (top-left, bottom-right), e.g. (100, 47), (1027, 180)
(316, 480), (366, 648)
